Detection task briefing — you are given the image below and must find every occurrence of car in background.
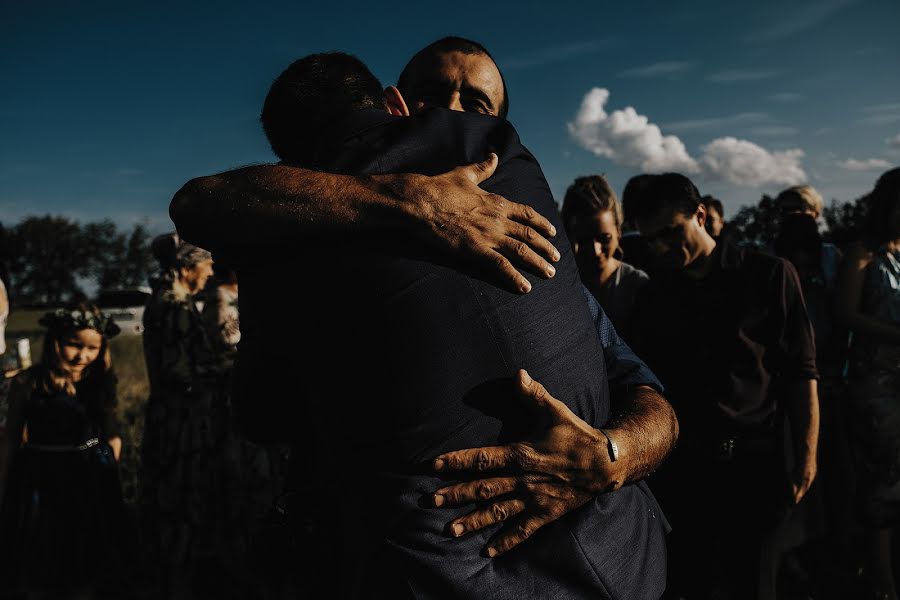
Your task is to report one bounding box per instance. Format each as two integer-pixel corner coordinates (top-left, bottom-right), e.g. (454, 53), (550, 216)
(95, 287), (151, 335)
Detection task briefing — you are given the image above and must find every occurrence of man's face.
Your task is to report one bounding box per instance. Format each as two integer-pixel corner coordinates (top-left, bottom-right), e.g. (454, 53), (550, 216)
(635, 206), (709, 271)
(706, 207), (724, 237)
(405, 51), (505, 117)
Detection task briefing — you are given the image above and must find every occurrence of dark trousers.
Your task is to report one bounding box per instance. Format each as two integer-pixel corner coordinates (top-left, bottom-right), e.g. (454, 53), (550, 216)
(653, 437), (795, 600)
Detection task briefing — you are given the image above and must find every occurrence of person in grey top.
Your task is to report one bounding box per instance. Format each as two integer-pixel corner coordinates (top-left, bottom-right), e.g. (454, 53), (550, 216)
(562, 175), (649, 341)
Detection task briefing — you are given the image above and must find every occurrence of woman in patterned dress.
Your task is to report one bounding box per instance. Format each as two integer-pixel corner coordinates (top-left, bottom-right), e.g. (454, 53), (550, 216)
(837, 167), (900, 600)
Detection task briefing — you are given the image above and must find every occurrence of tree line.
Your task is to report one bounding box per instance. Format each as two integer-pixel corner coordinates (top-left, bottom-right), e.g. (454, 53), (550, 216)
(0, 217), (156, 307)
(0, 193), (870, 306)
(729, 193), (867, 248)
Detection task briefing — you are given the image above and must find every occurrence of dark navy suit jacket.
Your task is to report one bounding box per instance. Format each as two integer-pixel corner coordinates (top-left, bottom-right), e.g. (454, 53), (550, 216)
(235, 108), (667, 599)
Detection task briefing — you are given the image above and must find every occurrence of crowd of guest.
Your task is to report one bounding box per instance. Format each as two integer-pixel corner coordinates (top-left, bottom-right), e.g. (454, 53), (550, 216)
(561, 169), (900, 600)
(0, 35), (898, 600)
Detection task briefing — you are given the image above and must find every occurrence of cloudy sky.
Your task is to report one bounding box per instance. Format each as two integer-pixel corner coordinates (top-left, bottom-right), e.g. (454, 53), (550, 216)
(2, 0), (899, 230)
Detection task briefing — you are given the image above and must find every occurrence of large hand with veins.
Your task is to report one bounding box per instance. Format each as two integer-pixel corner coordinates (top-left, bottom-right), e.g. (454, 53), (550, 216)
(389, 153), (560, 294)
(172, 154), (559, 294)
(430, 369), (623, 558)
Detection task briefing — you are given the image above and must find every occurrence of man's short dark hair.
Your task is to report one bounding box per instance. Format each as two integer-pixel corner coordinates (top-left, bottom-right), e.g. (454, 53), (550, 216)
(397, 36), (509, 119)
(624, 173), (702, 224)
(261, 52), (384, 165)
(621, 174), (654, 227)
(701, 196), (724, 218)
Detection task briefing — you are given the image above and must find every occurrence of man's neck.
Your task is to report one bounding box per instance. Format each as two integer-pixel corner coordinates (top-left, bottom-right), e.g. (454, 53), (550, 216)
(684, 237), (718, 280)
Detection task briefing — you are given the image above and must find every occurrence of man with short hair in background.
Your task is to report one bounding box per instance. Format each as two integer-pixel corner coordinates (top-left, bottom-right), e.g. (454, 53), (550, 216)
(628, 173), (820, 600)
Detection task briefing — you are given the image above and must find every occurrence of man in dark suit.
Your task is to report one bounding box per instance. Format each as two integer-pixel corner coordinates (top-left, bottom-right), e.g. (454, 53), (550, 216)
(170, 40), (678, 522)
(222, 51), (671, 599)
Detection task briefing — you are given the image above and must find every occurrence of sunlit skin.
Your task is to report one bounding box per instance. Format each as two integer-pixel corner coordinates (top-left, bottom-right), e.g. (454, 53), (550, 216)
(178, 258), (214, 295)
(569, 210), (622, 291)
(635, 205), (717, 278)
(706, 206), (724, 237)
(405, 51), (505, 117)
(58, 328), (103, 382)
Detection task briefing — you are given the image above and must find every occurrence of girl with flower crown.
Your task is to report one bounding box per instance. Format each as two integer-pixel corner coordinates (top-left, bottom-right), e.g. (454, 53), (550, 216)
(0, 302), (129, 596)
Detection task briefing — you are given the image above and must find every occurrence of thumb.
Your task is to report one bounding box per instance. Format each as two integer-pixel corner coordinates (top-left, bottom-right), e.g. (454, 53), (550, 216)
(455, 153), (498, 185)
(515, 369), (553, 412)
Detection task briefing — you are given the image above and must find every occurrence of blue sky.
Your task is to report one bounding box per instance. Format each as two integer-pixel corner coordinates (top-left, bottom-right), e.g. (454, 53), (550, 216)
(2, 0), (899, 231)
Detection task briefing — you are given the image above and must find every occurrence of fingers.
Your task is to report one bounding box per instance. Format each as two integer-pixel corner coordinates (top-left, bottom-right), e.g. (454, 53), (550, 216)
(446, 498), (527, 538)
(456, 153), (499, 185)
(507, 222), (560, 264)
(506, 200), (557, 239)
(496, 237), (556, 281)
(485, 515), (547, 558)
(792, 479), (813, 504)
(433, 477), (518, 508)
(791, 482), (803, 505)
(434, 445), (515, 474)
(474, 249), (533, 294)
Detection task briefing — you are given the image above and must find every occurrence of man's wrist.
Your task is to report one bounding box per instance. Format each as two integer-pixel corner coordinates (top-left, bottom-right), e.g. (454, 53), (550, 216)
(368, 173), (432, 234)
(590, 427), (627, 492)
(598, 428), (620, 462)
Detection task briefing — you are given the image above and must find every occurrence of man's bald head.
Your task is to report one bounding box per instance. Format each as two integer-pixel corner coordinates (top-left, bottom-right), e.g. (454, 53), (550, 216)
(397, 36), (509, 119)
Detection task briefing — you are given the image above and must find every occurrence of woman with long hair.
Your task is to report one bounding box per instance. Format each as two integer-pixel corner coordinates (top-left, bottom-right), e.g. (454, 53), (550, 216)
(561, 175), (649, 340)
(837, 166), (900, 600)
(0, 303), (128, 597)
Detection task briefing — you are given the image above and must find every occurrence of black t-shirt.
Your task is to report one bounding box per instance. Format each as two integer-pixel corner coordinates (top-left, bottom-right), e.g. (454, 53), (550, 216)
(632, 242), (818, 441)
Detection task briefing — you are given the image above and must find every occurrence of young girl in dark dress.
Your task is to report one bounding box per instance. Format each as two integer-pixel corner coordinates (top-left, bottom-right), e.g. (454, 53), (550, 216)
(0, 303), (128, 597)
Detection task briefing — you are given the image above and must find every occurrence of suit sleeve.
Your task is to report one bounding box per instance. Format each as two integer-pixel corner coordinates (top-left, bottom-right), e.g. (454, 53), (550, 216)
(582, 286), (664, 395)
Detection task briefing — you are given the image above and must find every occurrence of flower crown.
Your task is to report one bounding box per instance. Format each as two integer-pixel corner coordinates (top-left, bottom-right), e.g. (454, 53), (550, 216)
(38, 308), (121, 339)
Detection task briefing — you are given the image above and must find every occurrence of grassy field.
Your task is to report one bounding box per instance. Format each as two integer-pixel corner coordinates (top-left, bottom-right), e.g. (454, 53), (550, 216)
(5, 309), (149, 504)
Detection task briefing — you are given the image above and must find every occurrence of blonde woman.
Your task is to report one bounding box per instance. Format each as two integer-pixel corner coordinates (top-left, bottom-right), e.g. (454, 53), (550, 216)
(561, 175), (649, 339)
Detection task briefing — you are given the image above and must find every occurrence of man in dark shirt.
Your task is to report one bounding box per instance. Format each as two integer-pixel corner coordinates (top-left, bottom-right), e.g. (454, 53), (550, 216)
(627, 173), (820, 599)
(230, 52), (670, 598)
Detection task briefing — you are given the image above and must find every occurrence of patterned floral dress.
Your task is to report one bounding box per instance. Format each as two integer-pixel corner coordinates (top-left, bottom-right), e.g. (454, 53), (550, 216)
(141, 285), (288, 595)
(850, 247), (900, 526)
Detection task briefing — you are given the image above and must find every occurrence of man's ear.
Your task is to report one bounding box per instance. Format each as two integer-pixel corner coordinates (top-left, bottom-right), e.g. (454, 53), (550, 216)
(384, 86), (410, 117)
(695, 203), (707, 228)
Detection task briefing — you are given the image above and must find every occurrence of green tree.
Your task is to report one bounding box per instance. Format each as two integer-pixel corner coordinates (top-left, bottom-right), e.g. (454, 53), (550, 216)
(728, 192), (871, 249)
(119, 224), (155, 288)
(84, 219), (127, 290)
(728, 194), (780, 248)
(6, 217), (156, 306)
(85, 221), (155, 291)
(823, 195), (868, 246)
(7, 215), (92, 305)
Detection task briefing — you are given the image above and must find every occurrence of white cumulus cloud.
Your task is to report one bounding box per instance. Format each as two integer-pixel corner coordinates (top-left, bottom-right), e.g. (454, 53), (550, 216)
(838, 158), (892, 171)
(699, 138), (806, 186)
(567, 88), (698, 173)
(568, 88), (808, 187)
